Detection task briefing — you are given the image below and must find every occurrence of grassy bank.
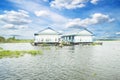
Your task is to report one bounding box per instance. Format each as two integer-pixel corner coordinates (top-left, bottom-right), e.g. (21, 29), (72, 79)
(0, 47), (42, 59)
(3, 39), (34, 43)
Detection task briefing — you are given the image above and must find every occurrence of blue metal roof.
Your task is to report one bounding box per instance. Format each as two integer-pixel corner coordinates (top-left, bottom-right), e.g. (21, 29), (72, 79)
(34, 27), (93, 36)
(35, 27), (61, 35)
(63, 27), (93, 36)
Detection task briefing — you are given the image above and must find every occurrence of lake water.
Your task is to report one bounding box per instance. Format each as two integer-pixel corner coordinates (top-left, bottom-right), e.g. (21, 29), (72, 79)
(0, 41), (120, 80)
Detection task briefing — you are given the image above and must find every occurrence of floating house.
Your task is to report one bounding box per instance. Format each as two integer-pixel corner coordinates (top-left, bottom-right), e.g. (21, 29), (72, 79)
(34, 27), (61, 45)
(34, 27), (93, 45)
(61, 27), (93, 43)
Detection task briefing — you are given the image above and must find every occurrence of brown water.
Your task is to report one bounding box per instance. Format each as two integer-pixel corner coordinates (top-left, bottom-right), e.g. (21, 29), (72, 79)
(0, 41), (120, 80)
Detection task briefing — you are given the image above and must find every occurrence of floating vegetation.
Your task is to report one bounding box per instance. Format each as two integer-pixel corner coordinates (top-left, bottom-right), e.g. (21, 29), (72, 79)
(0, 49), (43, 59)
(91, 42), (103, 46)
(44, 46), (51, 50)
(92, 73), (97, 77)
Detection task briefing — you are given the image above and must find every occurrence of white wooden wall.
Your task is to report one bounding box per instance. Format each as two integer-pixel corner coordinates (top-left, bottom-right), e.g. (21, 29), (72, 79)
(74, 36), (93, 42)
(34, 35), (60, 43)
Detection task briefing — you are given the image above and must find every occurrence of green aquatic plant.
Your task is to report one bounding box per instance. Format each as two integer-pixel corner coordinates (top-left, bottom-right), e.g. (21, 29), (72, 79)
(25, 50), (43, 55)
(44, 46), (51, 50)
(92, 73), (97, 77)
(0, 50), (19, 58)
(0, 50), (43, 59)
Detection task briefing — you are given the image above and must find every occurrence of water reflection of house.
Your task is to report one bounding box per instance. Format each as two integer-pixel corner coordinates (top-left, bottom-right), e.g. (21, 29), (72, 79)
(34, 27), (93, 45)
(34, 27), (61, 44)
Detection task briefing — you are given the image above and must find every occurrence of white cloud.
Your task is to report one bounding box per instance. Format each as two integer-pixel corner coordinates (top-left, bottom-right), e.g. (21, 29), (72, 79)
(0, 10), (31, 25)
(0, 29), (35, 39)
(0, 10), (31, 30)
(116, 32), (120, 35)
(3, 24), (16, 29)
(90, 0), (99, 4)
(8, 0), (68, 29)
(34, 10), (68, 23)
(19, 25), (29, 29)
(66, 13), (114, 27)
(50, 0), (99, 9)
(3, 24), (29, 29)
(8, 0), (47, 12)
(35, 10), (49, 17)
(43, 0), (48, 2)
(50, 0), (87, 9)
(8, 0), (99, 10)
(91, 13), (114, 23)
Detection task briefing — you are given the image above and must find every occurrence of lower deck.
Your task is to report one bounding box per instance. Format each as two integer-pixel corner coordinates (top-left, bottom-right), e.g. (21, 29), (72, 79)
(32, 42), (102, 46)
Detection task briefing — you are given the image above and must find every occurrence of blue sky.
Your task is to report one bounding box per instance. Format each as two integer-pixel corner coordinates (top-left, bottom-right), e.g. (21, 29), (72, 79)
(0, 0), (120, 39)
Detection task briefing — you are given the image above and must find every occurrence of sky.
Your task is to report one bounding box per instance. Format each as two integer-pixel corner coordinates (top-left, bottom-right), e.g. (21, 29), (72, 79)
(0, 0), (120, 39)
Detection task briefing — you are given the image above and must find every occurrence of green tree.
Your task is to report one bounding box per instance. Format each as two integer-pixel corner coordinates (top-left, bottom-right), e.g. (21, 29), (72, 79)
(0, 36), (5, 42)
(7, 37), (15, 42)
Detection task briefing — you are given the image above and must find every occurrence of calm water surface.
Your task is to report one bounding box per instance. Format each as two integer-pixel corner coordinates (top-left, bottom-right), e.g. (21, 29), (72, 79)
(0, 41), (120, 80)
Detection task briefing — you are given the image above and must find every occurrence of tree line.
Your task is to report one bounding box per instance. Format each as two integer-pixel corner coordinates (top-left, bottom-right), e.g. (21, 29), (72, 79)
(0, 36), (17, 42)
(0, 36), (34, 43)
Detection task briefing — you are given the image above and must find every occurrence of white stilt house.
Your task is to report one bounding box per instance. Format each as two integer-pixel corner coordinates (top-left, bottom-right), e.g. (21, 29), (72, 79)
(34, 27), (61, 44)
(34, 27), (93, 45)
(61, 27), (93, 43)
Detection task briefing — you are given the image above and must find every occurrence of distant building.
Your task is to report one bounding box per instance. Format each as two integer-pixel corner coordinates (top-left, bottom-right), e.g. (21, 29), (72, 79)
(61, 27), (93, 43)
(34, 27), (93, 44)
(34, 27), (61, 44)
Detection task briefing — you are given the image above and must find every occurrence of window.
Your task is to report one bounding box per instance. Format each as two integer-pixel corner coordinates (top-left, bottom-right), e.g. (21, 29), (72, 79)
(41, 39), (43, 42)
(55, 38), (57, 41)
(80, 38), (81, 41)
